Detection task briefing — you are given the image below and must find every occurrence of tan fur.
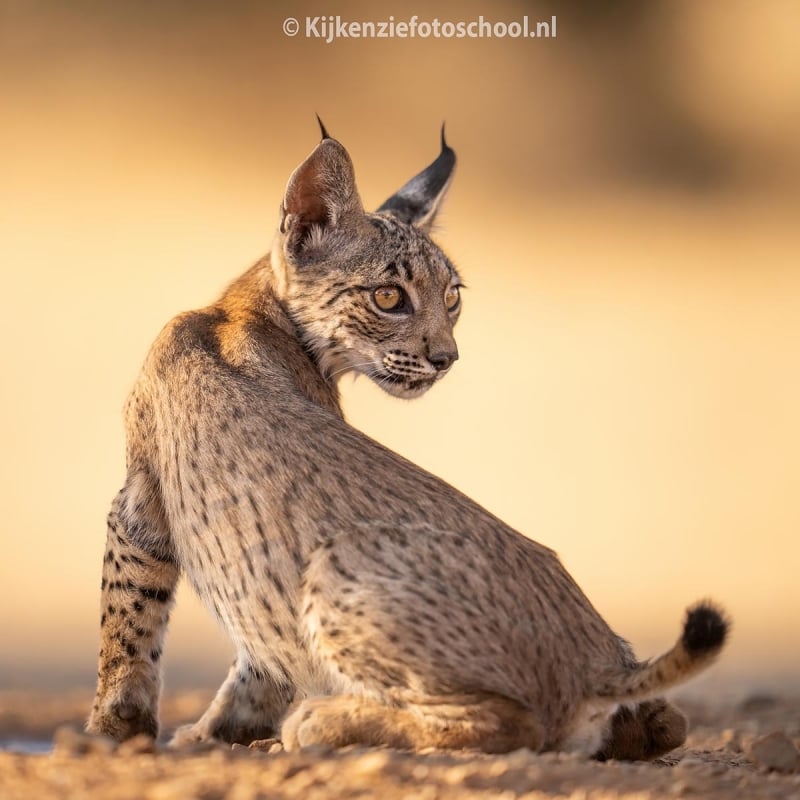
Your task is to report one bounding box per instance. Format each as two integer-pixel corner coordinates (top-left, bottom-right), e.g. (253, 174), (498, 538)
(87, 129), (726, 758)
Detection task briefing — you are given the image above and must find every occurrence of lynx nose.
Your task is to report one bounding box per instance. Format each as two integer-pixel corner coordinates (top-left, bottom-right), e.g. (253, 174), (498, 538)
(427, 348), (459, 372)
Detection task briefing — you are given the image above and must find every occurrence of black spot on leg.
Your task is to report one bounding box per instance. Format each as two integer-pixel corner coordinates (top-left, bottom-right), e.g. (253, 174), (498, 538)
(126, 642), (138, 658)
(140, 587), (172, 603)
(150, 648), (161, 662)
(272, 574), (287, 600)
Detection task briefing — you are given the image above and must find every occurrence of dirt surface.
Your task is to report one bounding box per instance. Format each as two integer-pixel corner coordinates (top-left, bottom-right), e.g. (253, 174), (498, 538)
(1, 690), (799, 799)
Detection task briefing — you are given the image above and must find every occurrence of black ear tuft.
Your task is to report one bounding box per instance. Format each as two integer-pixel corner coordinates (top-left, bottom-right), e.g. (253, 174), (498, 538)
(316, 114), (332, 141)
(377, 126), (456, 230)
(682, 601), (729, 655)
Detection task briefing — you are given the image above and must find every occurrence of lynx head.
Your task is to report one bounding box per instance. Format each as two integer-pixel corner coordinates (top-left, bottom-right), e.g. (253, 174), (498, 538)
(272, 120), (461, 399)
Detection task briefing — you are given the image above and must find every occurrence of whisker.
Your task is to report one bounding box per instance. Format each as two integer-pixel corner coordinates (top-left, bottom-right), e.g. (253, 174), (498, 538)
(328, 361), (379, 380)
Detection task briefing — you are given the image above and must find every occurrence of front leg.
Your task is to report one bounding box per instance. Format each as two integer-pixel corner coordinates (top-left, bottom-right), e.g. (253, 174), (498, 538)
(87, 471), (179, 740)
(170, 657), (294, 746)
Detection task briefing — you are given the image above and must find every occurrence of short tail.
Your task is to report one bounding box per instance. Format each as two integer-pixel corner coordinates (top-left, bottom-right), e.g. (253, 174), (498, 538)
(594, 601), (730, 701)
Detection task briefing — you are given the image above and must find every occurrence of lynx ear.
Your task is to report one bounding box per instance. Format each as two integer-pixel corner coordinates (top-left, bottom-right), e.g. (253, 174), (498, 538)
(377, 125), (456, 230)
(279, 133), (363, 259)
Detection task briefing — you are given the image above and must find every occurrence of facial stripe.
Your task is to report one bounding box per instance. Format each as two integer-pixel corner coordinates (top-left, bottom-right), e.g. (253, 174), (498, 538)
(381, 261), (400, 279)
(322, 285), (370, 308)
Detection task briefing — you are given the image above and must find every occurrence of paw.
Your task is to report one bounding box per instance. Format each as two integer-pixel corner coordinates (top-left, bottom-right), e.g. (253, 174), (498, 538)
(87, 695), (158, 742)
(280, 697), (337, 752)
(641, 699), (688, 756)
(278, 703), (307, 752)
(596, 699), (688, 761)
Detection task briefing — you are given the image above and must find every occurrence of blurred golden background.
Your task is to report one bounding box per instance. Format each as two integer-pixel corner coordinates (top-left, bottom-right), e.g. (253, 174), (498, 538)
(1, 0), (798, 698)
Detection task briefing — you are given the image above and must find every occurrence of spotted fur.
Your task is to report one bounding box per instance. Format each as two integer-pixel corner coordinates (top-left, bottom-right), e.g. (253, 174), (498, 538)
(87, 126), (728, 759)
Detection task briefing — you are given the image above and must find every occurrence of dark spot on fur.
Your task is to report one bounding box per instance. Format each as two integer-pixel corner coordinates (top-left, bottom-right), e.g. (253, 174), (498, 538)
(140, 587), (172, 603)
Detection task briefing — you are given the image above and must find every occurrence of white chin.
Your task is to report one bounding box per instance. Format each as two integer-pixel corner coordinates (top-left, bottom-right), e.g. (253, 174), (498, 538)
(349, 362), (438, 399)
(374, 375), (437, 399)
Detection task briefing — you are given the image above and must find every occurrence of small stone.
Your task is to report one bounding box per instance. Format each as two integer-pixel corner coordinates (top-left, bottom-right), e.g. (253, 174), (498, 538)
(443, 765), (471, 784)
(351, 750), (391, 776)
(174, 739), (229, 755)
(412, 764), (430, 780)
(750, 731), (800, 773)
(721, 728), (744, 752)
(52, 724), (117, 757)
(117, 733), (157, 756)
(487, 760), (509, 777)
(233, 742), (271, 759)
(248, 738), (282, 752)
(739, 694), (778, 713)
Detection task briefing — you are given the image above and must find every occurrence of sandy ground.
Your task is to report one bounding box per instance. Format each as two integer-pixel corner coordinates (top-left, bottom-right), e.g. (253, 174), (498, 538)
(1, 690), (799, 799)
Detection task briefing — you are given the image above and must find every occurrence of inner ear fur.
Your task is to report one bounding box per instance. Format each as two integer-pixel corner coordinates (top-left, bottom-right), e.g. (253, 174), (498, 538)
(280, 139), (363, 255)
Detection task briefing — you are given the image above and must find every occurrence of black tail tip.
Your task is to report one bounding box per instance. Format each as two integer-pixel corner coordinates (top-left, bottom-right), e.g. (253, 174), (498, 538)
(682, 601), (730, 655)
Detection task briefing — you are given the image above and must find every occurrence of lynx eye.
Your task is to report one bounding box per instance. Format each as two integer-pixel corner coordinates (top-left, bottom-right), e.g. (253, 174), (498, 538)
(445, 286), (461, 311)
(373, 286), (404, 312)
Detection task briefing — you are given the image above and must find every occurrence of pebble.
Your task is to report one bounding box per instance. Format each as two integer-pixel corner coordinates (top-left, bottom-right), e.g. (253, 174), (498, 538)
(117, 734), (158, 756)
(750, 731), (800, 773)
(676, 756), (705, 769)
(52, 724), (117, 757)
(248, 738), (283, 753)
(721, 728), (744, 752)
(351, 750), (391, 776)
(230, 743), (264, 758)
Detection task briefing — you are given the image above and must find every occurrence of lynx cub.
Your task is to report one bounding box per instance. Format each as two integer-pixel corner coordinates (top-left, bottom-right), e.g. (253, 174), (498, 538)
(87, 123), (728, 759)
